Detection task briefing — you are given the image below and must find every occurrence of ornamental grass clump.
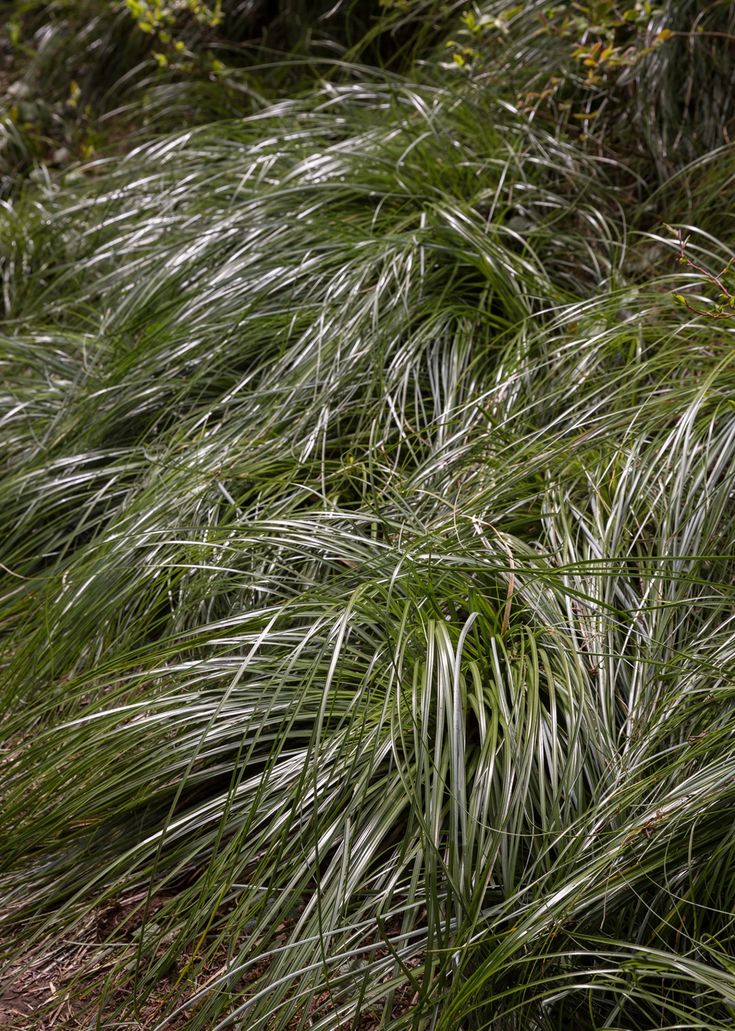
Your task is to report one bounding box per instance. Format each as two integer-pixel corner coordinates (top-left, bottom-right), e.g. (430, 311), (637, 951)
(1, 2), (735, 1029)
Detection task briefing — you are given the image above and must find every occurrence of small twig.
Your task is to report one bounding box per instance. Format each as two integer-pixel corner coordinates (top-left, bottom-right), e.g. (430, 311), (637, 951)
(670, 227), (735, 320)
(0, 561), (30, 580)
(675, 229), (734, 296)
(669, 30), (735, 43)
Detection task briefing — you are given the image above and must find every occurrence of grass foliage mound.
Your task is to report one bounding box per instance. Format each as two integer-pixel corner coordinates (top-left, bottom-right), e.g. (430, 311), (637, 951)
(1, 2), (735, 1028)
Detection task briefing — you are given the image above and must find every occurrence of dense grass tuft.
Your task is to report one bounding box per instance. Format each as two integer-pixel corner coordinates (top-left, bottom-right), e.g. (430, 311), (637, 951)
(1, 3), (735, 1029)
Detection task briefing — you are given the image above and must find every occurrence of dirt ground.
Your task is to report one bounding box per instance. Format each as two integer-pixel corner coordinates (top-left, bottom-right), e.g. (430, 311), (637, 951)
(0, 897), (421, 1030)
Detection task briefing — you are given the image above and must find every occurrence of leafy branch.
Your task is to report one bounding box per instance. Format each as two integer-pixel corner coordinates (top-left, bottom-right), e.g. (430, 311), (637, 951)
(670, 227), (735, 320)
